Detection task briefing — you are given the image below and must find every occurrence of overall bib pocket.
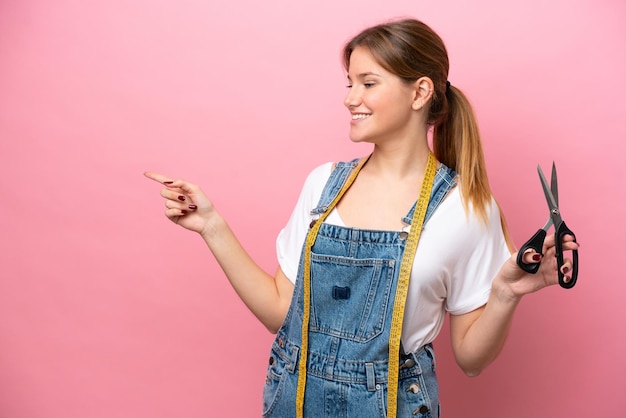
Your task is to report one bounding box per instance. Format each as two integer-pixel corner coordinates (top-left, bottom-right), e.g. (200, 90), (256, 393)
(309, 252), (396, 343)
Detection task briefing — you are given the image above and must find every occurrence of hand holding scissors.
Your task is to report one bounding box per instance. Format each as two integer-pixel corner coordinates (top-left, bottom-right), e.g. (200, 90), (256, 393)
(516, 162), (579, 289)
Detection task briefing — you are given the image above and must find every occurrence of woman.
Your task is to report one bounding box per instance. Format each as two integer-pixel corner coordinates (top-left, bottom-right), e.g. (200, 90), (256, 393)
(145, 18), (577, 418)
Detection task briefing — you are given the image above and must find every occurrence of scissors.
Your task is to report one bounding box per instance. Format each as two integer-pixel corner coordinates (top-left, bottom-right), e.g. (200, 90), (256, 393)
(516, 162), (578, 289)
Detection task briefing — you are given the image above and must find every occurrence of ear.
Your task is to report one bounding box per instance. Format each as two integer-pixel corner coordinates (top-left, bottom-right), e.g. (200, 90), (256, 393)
(411, 77), (435, 111)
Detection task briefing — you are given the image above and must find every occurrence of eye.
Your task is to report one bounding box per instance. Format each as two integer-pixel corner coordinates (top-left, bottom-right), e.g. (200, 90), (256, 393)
(346, 84), (353, 89)
(364, 82), (376, 88)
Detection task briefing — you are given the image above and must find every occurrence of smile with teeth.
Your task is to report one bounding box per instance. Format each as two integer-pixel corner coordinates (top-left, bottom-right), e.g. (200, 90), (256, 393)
(352, 113), (371, 120)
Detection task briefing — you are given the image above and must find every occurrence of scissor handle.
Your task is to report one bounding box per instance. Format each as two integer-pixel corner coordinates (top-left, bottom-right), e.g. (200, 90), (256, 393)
(516, 229), (547, 274)
(555, 221), (578, 289)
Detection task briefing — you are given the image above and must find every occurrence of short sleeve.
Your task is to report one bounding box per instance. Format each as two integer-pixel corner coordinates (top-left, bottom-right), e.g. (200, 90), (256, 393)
(444, 197), (512, 315)
(276, 163), (334, 284)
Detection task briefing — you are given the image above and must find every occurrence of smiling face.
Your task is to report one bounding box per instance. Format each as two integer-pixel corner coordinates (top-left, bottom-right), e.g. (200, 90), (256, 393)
(344, 47), (420, 145)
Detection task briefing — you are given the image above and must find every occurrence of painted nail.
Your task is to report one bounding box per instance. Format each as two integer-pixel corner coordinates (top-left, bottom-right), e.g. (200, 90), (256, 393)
(532, 254), (542, 261)
(188, 205), (197, 210)
(163, 181), (173, 184)
(181, 210), (188, 215)
(562, 266), (570, 274)
(178, 195), (185, 201)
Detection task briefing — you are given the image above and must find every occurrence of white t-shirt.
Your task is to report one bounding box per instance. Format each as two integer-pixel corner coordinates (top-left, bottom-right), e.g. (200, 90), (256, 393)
(276, 162), (511, 353)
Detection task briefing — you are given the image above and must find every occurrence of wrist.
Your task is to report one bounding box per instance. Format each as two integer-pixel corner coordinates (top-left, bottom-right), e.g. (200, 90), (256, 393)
(491, 275), (523, 306)
(199, 210), (224, 239)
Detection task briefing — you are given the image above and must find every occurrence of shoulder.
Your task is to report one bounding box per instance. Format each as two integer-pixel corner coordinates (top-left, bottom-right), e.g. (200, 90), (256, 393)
(431, 186), (502, 234)
(299, 157), (365, 205)
(304, 162), (334, 184)
(300, 162), (334, 196)
(292, 162), (334, 209)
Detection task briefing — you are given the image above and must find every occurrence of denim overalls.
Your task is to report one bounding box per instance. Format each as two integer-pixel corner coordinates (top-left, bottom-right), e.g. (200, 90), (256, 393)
(263, 159), (457, 418)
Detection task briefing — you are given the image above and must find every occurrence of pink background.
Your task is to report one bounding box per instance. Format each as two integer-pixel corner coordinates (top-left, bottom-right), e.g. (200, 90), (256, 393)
(1, 0), (624, 417)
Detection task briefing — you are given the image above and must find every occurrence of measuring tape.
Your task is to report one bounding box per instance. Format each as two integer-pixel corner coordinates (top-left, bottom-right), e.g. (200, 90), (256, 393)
(296, 153), (437, 418)
(386, 153), (436, 417)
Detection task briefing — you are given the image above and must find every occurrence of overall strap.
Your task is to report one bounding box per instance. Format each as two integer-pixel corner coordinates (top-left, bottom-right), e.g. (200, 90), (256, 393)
(310, 158), (362, 217)
(402, 163), (457, 226)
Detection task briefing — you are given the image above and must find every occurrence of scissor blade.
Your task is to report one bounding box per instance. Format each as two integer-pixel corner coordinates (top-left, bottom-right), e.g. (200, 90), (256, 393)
(551, 162), (559, 207)
(538, 165), (559, 213)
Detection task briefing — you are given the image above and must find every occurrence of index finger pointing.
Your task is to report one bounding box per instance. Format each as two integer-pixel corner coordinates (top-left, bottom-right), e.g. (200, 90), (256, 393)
(144, 172), (199, 197)
(144, 171), (174, 185)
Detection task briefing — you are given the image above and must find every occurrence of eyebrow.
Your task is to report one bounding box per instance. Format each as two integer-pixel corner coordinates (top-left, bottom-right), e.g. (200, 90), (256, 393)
(347, 72), (382, 80)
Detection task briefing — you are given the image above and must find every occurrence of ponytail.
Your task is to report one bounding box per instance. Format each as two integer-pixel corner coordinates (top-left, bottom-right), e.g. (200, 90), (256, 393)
(434, 86), (515, 249)
(433, 85), (491, 223)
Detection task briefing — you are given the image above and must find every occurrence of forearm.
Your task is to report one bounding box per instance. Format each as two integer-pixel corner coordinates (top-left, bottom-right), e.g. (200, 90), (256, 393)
(452, 276), (521, 376)
(200, 213), (292, 332)
(144, 172), (293, 331)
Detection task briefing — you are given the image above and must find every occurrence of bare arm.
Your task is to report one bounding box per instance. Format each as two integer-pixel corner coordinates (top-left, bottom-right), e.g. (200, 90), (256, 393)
(144, 171), (294, 333)
(200, 212), (294, 332)
(449, 234), (579, 376)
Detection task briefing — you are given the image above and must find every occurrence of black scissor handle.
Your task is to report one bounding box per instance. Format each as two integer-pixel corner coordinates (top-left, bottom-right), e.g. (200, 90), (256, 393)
(516, 229), (547, 274)
(555, 221), (578, 289)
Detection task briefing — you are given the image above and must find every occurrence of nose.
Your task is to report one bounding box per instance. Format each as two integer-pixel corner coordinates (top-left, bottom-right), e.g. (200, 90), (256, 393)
(344, 86), (360, 109)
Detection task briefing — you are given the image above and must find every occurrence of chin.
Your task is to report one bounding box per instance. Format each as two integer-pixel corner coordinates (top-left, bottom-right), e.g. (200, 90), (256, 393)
(348, 133), (374, 144)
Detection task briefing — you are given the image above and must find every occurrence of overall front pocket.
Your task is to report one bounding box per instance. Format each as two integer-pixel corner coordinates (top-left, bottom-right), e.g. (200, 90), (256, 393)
(309, 253), (396, 343)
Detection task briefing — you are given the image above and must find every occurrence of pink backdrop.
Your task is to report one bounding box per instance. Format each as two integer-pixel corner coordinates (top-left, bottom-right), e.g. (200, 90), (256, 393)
(1, 0), (624, 417)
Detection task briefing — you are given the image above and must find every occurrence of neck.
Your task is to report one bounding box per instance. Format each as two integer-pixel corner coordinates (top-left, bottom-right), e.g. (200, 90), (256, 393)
(365, 135), (432, 180)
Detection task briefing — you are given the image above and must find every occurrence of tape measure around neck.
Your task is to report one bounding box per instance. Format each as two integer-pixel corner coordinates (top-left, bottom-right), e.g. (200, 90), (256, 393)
(295, 153), (437, 418)
(386, 153), (436, 417)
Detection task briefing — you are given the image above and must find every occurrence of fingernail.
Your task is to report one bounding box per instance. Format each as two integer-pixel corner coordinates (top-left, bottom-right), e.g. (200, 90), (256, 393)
(181, 210), (188, 215)
(188, 205), (197, 210)
(532, 254), (542, 261)
(163, 181), (173, 184)
(178, 195), (186, 201)
(562, 266), (569, 274)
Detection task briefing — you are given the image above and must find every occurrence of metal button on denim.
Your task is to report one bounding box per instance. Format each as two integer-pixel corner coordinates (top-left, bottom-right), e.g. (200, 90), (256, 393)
(406, 383), (420, 394)
(413, 405), (429, 415)
(400, 358), (415, 370)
